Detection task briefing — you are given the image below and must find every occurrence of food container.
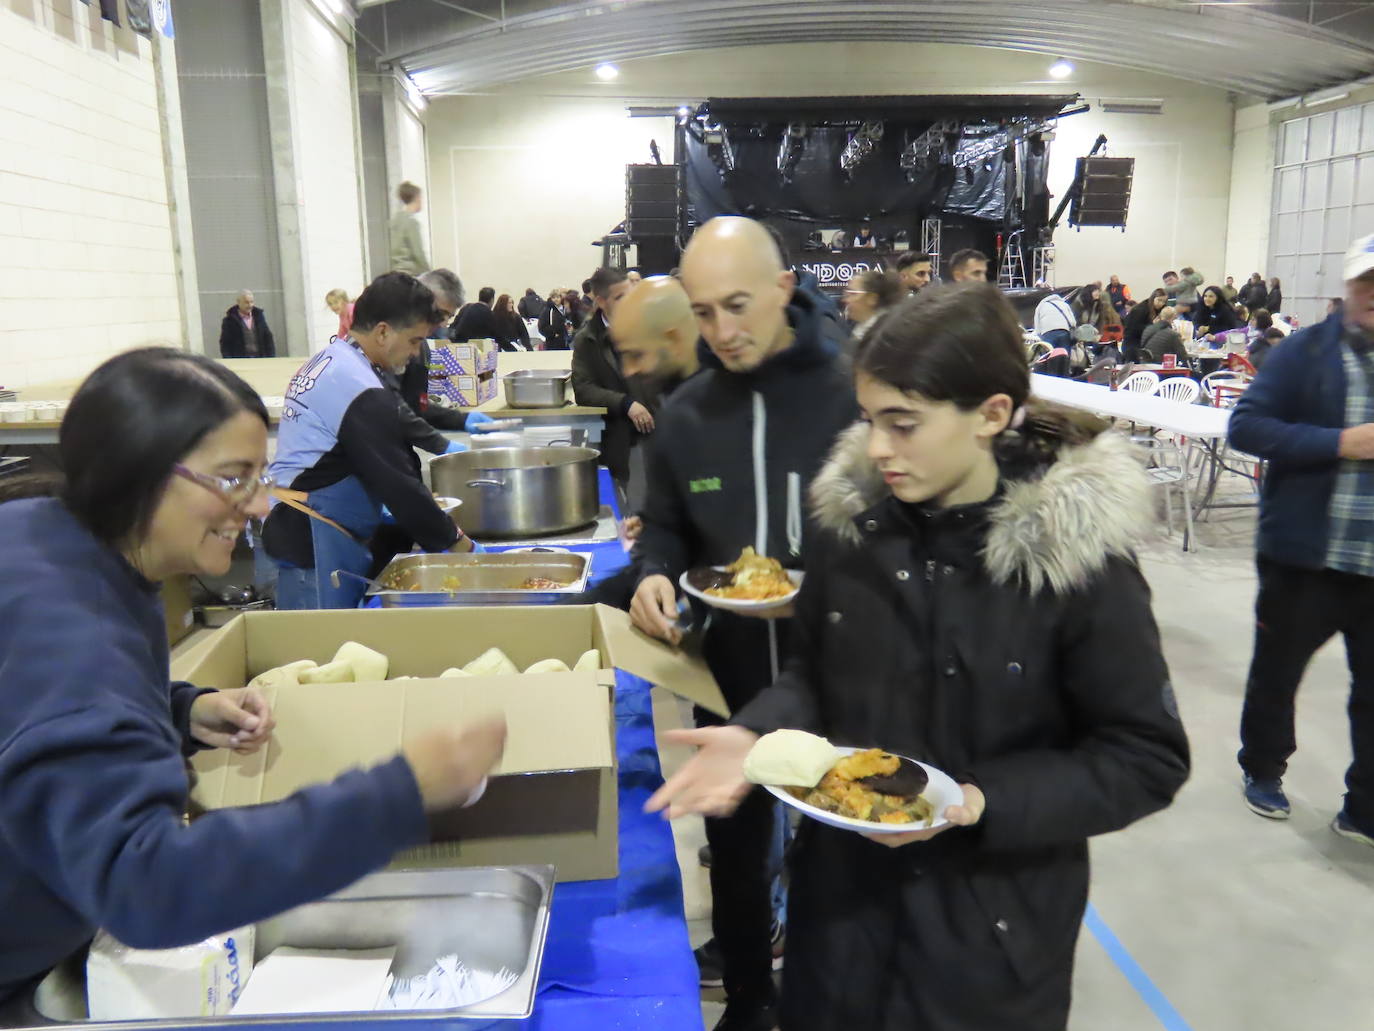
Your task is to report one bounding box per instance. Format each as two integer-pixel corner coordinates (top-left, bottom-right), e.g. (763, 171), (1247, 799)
(500, 370), (571, 409)
(429, 447), (599, 538)
(16, 865), (554, 1029)
(368, 551), (590, 606)
(0, 402), (25, 423)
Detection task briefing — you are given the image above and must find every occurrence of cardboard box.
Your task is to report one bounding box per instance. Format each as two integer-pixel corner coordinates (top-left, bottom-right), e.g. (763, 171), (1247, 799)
(160, 575), (194, 647)
(429, 339), (499, 377)
(429, 370), (497, 407)
(174, 606), (726, 882)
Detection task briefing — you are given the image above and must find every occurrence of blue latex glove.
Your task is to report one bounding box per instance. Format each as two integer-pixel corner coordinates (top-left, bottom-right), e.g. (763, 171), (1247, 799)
(468, 539), (486, 553)
(443, 440), (469, 454)
(466, 411), (497, 431)
(380, 505), (396, 525)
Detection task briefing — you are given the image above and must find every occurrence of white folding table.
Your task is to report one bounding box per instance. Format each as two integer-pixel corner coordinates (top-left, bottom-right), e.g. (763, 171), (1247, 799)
(1030, 375), (1257, 549)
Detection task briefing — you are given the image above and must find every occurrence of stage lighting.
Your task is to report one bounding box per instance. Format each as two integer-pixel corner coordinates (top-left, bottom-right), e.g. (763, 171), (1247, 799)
(777, 123), (808, 184)
(839, 121), (884, 177)
(1049, 58), (1074, 79)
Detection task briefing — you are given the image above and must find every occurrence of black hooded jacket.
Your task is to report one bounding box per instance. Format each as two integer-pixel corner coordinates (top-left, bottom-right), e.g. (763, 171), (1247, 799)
(636, 283), (856, 709)
(733, 425), (1190, 1030)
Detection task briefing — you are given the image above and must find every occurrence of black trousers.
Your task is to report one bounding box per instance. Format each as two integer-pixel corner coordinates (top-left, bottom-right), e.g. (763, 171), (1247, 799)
(695, 614), (788, 1010)
(1238, 555), (1374, 825)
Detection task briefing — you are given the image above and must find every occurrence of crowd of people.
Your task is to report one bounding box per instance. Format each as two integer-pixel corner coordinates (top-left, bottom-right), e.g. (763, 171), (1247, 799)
(1025, 264), (1319, 383)
(8, 147), (1374, 1031)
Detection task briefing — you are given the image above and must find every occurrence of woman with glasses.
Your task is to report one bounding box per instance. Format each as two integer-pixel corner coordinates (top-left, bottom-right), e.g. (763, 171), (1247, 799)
(843, 269), (904, 346)
(0, 348), (505, 1014)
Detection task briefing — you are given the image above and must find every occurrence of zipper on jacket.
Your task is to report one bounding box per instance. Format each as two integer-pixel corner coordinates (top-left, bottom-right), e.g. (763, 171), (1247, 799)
(751, 391), (782, 680)
(752, 391), (768, 554)
(786, 472), (802, 557)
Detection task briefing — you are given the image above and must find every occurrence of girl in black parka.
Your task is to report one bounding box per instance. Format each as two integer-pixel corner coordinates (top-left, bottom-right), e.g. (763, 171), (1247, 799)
(649, 283), (1191, 1031)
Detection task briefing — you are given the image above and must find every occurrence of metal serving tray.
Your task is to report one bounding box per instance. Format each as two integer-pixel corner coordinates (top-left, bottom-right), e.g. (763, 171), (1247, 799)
(16, 865), (555, 1029)
(367, 551), (589, 607)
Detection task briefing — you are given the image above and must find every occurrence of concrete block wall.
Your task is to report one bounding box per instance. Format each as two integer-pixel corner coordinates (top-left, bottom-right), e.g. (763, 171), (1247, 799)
(0, 0), (181, 391)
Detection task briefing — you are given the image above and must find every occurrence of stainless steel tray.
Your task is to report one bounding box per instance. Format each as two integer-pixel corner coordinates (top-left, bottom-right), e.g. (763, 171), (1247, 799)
(368, 551), (589, 606)
(17, 865), (555, 1029)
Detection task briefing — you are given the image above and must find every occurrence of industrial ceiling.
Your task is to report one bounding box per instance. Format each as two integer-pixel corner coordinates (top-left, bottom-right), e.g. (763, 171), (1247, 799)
(353, 0), (1374, 100)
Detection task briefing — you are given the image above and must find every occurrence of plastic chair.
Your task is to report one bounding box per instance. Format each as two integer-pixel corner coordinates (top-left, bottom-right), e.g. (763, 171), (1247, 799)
(1226, 352), (1257, 376)
(1119, 371), (1160, 394)
(1155, 377), (1201, 405)
(1135, 438), (1197, 551)
(1202, 371), (1249, 407)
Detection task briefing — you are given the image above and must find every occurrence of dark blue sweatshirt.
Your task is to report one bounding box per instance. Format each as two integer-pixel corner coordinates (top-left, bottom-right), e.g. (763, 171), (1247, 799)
(0, 498), (429, 1003)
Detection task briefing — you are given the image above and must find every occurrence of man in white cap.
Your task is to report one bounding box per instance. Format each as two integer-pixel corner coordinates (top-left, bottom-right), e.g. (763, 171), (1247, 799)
(1228, 233), (1374, 843)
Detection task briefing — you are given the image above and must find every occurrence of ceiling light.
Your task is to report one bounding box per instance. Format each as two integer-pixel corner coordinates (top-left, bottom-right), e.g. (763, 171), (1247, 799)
(1049, 58), (1074, 80)
(677, 106), (690, 117)
(595, 63), (620, 81)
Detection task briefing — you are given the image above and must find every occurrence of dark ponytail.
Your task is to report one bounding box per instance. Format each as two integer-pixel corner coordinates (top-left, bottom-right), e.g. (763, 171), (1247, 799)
(0, 348), (267, 548)
(856, 283), (1106, 478)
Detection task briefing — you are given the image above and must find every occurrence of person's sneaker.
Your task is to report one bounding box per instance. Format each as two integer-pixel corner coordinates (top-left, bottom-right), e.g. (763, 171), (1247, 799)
(699, 844), (712, 868)
(712, 1001), (778, 1031)
(1331, 810), (1374, 847)
(695, 938), (723, 988)
(1242, 775), (1290, 819)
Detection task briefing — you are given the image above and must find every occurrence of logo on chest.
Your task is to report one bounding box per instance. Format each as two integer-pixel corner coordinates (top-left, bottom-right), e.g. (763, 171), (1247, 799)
(689, 476), (723, 494)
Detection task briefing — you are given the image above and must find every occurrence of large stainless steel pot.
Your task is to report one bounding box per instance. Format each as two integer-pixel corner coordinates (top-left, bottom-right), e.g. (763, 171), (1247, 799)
(429, 447), (599, 538)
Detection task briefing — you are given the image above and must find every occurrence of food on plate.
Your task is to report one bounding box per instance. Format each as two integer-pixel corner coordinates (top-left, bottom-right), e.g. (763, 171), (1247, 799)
(517, 576), (568, 590)
(704, 547), (795, 602)
(462, 647), (520, 677)
(523, 658), (571, 675)
(439, 667), (471, 679)
(784, 746), (935, 827)
(246, 659), (318, 691)
(441, 575), (462, 591)
(573, 648), (600, 673)
(297, 659), (355, 684)
(331, 641), (389, 682)
(743, 730), (842, 788)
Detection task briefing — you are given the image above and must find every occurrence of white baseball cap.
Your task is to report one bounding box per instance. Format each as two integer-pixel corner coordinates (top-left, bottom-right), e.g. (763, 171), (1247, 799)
(1346, 233), (1374, 282)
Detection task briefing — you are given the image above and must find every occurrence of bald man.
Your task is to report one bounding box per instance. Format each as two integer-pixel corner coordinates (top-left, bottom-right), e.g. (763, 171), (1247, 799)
(610, 275), (701, 391)
(628, 216), (856, 1031)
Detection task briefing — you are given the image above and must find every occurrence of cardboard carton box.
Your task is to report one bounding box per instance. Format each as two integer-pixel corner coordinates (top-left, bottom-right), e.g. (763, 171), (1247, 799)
(174, 606), (726, 882)
(429, 339), (499, 377)
(429, 370), (497, 408)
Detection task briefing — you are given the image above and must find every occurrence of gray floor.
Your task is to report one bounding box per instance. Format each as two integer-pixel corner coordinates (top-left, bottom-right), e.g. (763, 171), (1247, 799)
(650, 469), (1374, 1031)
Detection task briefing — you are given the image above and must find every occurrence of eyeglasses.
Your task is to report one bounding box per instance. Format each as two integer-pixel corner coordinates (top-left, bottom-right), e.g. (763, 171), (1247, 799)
(173, 464), (275, 507)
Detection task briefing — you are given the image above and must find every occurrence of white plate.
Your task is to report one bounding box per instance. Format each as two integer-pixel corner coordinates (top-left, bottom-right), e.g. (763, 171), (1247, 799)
(678, 566), (802, 612)
(762, 747), (964, 835)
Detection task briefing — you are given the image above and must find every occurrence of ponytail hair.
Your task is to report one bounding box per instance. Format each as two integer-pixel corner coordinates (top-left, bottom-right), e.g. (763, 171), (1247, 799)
(855, 283), (1107, 478)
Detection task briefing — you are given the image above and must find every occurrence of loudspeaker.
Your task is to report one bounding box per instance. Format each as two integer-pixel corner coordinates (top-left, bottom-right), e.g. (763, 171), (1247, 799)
(1070, 157), (1134, 228)
(627, 163), (680, 239)
(628, 164), (678, 186)
(635, 236), (678, 276)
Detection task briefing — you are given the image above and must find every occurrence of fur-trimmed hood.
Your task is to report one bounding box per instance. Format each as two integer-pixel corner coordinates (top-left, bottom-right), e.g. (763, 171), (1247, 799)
(809, 422), (1153, 595)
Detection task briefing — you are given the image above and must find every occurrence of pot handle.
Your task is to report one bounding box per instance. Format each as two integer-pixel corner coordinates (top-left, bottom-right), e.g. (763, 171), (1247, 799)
(466, 478), (507, 488)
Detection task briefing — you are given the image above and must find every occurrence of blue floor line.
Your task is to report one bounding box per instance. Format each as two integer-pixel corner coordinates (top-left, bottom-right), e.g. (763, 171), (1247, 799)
(1084, 903), (1195, 1031)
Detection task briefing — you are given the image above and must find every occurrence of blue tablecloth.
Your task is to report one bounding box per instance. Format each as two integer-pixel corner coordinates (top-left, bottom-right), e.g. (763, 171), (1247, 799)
(522, 672), (701, 1030)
